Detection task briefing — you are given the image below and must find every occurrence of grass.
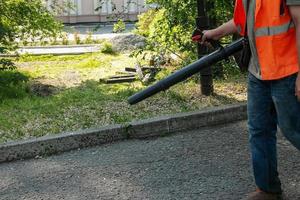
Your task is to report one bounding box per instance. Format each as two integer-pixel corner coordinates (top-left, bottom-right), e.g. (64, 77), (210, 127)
(0, 53), (247, 144)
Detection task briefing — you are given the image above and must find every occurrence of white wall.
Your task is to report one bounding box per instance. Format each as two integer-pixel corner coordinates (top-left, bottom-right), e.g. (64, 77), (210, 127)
(54, 0), (148, 23)
(69, 0), (82, 15)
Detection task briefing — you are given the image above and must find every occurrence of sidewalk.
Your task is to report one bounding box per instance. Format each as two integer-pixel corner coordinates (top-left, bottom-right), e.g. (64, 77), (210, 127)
(63, 23), (135, 35)
(0, 121), (299, 200)
(5, 23), (136, 56)
(10, 33), (133, 56)
(17, 45), (101, 55)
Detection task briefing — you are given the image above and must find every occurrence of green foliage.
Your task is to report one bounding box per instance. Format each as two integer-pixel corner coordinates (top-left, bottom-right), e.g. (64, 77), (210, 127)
(85, 31), (93, 44)
(221, 58), (246, 79)
(135, 0), (234, 56)
(206, 0), (234, 24)
(0, 0), (63, 101)
(50, 36), (59, 45)
(0, 70), (29, 99)
(0, 70), (28, 86)
(113, 19), (126, 33)
(0, 58), (16, 71)
(151, 9), (195, 52)
(101, 41), (115, 54)
(74, 32), (81, 44)
(0, 0), (63, 52)
(61, 32), (69, 45)
(135, 9), (157, 37)
(40, 40), (49, 46)
(146, 0), (234, 25)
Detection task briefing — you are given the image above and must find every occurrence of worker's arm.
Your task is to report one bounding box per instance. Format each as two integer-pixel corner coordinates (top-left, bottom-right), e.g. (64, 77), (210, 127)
(289, 5), (300, 100)
(201, 19), (238, 42)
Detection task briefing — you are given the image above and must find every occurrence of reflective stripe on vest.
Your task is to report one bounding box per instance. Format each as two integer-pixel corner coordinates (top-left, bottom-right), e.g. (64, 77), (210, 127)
(255, 20), (295, 37)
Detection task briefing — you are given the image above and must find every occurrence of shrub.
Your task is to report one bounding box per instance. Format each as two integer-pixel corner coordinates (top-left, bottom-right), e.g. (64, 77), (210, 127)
(61, 32), (69, 45)
(0, 0), (63, 52)
(0, 71), (29, 99)
(101, 41), (114, 54)
(134, 9), (158, 37)
(0, 59), (16, 71)
(40, 40), (49, 46)
(113, 19), (126, 33)
(135, 0), (234, 56)
(85, 31), (93, 44)
(74, 32), (81, 44)
(50, 37), (59, 45)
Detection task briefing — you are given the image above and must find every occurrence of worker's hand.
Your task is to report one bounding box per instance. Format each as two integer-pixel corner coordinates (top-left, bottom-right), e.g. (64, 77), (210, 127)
(201, 29), (220, 44)
(191, 29), (217, 43)
(191, 28), (203, 42)
(295, 72), (300, 101)
(191, 29), (221, 49)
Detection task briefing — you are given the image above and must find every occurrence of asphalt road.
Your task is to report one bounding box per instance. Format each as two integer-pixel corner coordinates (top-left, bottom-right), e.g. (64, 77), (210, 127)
(0, 121), (299, 200)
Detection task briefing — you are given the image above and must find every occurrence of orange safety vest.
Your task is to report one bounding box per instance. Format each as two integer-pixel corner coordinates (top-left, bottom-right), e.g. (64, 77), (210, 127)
(234, 0), (299, 80)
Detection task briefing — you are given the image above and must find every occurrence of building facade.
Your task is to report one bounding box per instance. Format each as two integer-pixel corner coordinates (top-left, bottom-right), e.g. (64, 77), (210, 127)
(47, 0), (148, 24)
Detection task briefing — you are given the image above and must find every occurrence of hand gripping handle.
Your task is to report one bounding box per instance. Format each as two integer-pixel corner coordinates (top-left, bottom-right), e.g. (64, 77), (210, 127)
(191, 28), (221, 49)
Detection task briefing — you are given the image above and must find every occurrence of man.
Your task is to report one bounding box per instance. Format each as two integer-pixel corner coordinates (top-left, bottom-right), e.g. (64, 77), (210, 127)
(201, 0), (300, 199)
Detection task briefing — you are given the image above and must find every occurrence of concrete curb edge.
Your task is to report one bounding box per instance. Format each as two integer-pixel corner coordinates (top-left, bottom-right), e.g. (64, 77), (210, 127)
(19, 44), (101, 49)
(0, 103), (247, 163)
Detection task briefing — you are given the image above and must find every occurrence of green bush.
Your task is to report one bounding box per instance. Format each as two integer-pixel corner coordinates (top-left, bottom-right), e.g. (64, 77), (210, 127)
(100, 41), (114, 54)
(50, 37), (59, 45)
(61, 32), (69, 45)
(0, 59), (16, 71)
(134, 9), (158, 37)
(0, 71), (28, 86)
(74, 32), (81, 44)
(134, 8), (195, 57)
(0, 71), (29, 100)
(149, 9), (194, 52)
(135, 0), (234, 56)
(0, 0), (63, 52)
(113, 19), (126, 33)
(85, 31), (93, 44)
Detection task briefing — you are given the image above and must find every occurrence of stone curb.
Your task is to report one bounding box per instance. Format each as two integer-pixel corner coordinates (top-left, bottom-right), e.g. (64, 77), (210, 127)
(0, 103), (247, 163)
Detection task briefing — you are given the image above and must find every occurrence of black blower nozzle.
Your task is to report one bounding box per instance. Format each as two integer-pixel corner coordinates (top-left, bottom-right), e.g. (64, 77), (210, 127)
(128, 38), (245, 105)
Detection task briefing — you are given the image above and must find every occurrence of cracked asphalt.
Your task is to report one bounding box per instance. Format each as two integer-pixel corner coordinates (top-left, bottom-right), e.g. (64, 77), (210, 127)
(0, 121), (299, 200)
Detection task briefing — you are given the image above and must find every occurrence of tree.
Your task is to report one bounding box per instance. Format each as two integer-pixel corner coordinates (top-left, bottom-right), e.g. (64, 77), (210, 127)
(136, 0), (234, 54)
(0, 0), (62, 57)
(0, 0), (63, 98)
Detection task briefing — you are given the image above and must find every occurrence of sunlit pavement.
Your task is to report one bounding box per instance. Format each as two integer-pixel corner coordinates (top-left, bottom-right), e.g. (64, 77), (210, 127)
(16, 24), (136, 55)
(17, 45), (101, 55)
(64, 23), (135, 40)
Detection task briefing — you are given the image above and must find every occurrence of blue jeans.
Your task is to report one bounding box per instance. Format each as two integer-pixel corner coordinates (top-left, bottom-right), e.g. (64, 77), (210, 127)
(247, 73), (300, 194)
